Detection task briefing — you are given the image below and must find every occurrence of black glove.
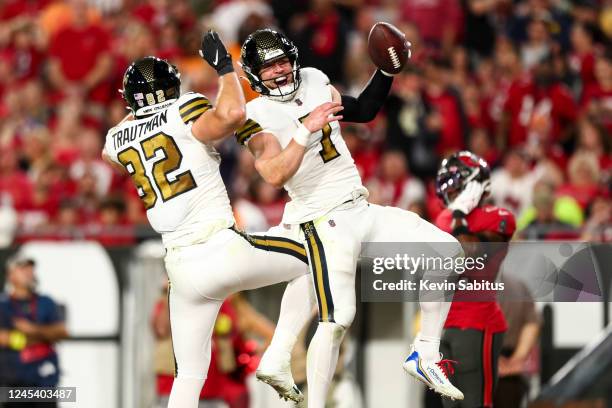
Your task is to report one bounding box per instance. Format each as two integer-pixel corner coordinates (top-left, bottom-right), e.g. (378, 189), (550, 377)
(199, 30), (234, 76)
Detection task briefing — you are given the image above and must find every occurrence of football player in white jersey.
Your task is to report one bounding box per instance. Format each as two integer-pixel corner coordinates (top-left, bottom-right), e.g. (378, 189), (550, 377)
(235, 29), (465, 406)
(101, 31), (322, 408)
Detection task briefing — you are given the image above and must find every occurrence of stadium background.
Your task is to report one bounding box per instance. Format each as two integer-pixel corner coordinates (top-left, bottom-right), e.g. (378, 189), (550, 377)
(0, 0), (610, 407)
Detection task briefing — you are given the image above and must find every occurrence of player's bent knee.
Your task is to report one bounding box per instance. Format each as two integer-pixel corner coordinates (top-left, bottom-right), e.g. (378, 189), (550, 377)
(331, 306), (356, 328)
(318, 321), (347, 342)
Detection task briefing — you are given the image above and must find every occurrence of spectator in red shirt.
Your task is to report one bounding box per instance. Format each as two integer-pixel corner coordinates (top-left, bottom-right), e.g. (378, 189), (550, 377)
(48, 0), (113, 109)
(290, 0), (349, 83)
(131, 0), (195, 34)
(88, 197), (135, 246)
(51, 199), (82, 240)
(468, 127), (501, 168)
(448, 47), (472, 90)
(0, 0), (52, 21)
(0, 51), (14, 105)
(366, 150), (425, 210)
(342, 124), (380, 182)
(116, 22), (156, 68)
(463, 83), (486, 129)
(120, 178), (148, 227)
(581, 47), (612, 134)
(498, 54), (577, 149)
(49, 95), (88, 167)
(423, 58), (468, 157)
(400, 0), (462, 53)
(482, 38), (522, 137)
(581, 196), (612, 242)
(0, 145), (32, 211)
(1, 20), (45, 84)
(69, 128), (113, 198)
(575, 116), (611, 172)
(31, 160), (78, 218)
(157, 20), (184, 61)
(568, 22), (598, 93)
(72, 170), (101, 224)
(20, 163), (65, 231)
(0, 80), (49, 154)
(250, 178), (286, 227)
(131, 0), (171, 32)
(557, 151), (604, 210)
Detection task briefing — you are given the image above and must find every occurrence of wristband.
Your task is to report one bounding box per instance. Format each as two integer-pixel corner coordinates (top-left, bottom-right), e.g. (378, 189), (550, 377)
(216, 60), (234, 76)
(293, 123), (311, 146)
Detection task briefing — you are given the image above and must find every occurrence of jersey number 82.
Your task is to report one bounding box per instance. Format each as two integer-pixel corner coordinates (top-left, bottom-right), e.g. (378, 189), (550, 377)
(117, 132), (197, 209)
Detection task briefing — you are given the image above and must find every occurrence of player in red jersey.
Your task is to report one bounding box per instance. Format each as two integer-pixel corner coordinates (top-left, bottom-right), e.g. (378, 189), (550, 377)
(434, 151), (516, 408)
(581, 48), (612, 135)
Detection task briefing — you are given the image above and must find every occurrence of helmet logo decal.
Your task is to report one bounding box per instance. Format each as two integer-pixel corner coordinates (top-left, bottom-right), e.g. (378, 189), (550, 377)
(264, 49), (284, 60)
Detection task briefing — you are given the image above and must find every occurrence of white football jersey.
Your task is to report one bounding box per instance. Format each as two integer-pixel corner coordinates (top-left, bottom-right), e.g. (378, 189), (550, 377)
(237, 68), (367, 224)
(104, 92), (234, 247)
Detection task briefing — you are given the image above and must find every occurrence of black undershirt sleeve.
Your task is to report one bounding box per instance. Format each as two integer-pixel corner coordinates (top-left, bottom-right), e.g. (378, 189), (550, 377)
(340, 69), (393, 123)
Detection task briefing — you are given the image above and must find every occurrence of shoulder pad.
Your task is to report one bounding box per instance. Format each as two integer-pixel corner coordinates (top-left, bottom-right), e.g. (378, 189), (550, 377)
(301, 67), (330, 86)
(234, 118), (263, 145)
(177, 92), (212, 124)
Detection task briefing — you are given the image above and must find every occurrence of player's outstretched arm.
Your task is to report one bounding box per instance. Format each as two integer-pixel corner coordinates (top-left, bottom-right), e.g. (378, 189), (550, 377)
(331, 69), (393, 123)
(192, 30), (246, 143)
(248, 102), (343, 188)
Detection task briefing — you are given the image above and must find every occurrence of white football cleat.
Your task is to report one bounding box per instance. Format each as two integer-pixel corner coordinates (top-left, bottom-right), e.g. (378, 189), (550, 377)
(402, 345), (464, 401)
(256, 360), (304, 403)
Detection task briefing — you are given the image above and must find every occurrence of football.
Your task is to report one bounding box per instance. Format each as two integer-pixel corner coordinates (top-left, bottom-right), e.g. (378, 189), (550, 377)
(367, 22), (410, 74)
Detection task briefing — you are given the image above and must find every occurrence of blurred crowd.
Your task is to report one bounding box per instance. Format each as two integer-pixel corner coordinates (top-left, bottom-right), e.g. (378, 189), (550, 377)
(0, 0), (610, 246)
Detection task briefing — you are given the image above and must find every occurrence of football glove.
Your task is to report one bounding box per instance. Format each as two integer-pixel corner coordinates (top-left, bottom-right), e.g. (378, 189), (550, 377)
(199, 30), (234, 76)
(448, 181), (485, 216)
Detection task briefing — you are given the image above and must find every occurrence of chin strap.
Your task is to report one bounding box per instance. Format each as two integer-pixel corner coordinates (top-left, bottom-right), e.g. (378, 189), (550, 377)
(266, 68), (301, 102)
(267, 84), (300, 102)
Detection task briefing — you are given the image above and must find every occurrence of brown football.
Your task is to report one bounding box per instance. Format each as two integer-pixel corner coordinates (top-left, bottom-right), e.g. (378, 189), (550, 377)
(367, 22), (409, 74)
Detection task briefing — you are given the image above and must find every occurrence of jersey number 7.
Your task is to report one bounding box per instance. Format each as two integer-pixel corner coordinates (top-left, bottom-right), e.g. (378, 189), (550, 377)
(298, 115), (340, 163)
(117, 132), (197, 209)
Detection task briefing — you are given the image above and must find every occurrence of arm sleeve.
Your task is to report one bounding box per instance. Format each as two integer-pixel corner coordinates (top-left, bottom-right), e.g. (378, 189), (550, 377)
(177, 93), (212, 125)
(340, 69), (393, 123)
(234, 118), (263, 146)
